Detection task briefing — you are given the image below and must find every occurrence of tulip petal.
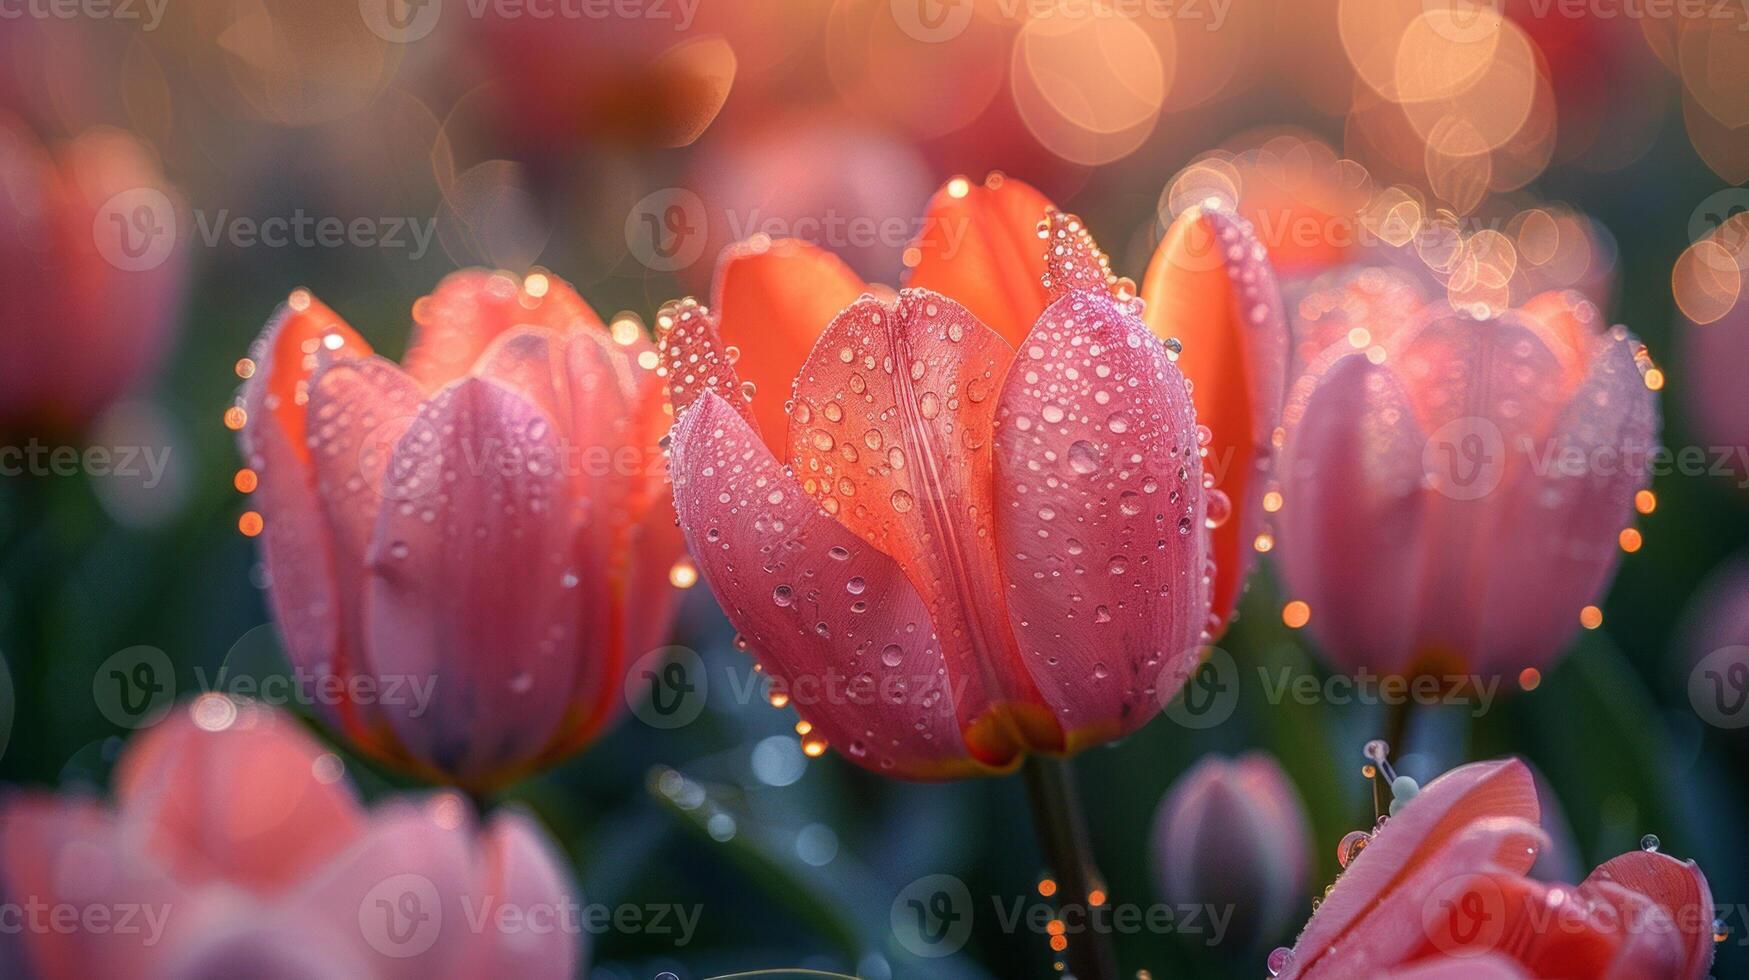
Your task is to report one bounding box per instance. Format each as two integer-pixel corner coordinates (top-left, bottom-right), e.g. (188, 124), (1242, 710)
(657, 297), (757, 428)
(1039, 211), (1118, 300)
(0, 796), (191, 980)
(713, 237), (867, 456)
(365, 378), (582, 788)
(1283, 760), (1538, 979)
(1583, 851), (1715, 980)
(789, 289), (1059, 765)
(993, 289), (1210, 746)
(403, 270), (605, 390)
(1300, 817), (1548, 977)
(1389, 315), (1573, 667)
(156, 920), (364, 980)
(304, 355), (428, 745)
(112, 701), (365, 894)
(905, 174), (1056, 347)
(1384, 954), (1528, 979)
(1276, 354), (1430, 674)
(474, 322), (681, 759)
(463, 810), (583, 977)
(239, 294), (373, 730)
(1473, 327), (1659, 676)
(670, 392), (983, 779)
(1141, 207), (1289, 631)
(291, 797), (480, 980)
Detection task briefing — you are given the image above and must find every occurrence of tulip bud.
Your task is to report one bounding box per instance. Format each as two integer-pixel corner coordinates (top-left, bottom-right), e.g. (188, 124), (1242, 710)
(237, 270), (683, 791)
(0, 118), (186, 435)
(1150, 752), (1312, 954)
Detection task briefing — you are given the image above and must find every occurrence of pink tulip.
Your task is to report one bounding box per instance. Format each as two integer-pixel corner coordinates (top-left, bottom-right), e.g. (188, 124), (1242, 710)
(1150, 752), (1311, 952)
(0, 699), (581, 979)
(236, 269), (683, 791)
(1272, 276), (1660, 681)
(1271, 759), (1714, 979)
(0, 116), (185, 434)
(660, 174), (1282, 778)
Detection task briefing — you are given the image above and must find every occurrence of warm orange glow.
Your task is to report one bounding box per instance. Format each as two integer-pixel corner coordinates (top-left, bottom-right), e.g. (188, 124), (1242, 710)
(1635, 491), (1657, 515)
(1580, 606), (1604, 630)
(669, 558), (699, 589)
(1038, 878), (1058, 897)
(233, 469), (258, 493)
(238, 511), (264, 537)
(1283, 600), (1311, 629)
(1050, 935), (1069, 952)
(223, 406), (247, 430)
(1619, 528), (1644, 553)
(1519, 668), (1541, 692)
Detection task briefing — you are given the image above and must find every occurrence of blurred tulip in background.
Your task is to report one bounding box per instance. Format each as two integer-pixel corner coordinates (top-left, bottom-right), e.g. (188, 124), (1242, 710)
(1271, 273), (1660, 684)
(0, 698), (581, 979)
(1150, 752), (1311, 955)
(0, 116), (186, 435)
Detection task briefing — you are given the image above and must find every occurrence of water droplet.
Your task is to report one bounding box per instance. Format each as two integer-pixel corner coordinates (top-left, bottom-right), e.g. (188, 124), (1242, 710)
(846, 576), (866, 595)
(773, 585), (794, 607)
(1042, 404), (1065, 424)
(881, 643), (904, 668)
(891, 489), (915, 513)
(1337, 830), (1371, 868)
(1640, 834), (1660, 853)
(1205, 487), (1232, 529)
(1067, 440), (1100, 475)
(1266, 947), (1294, 977)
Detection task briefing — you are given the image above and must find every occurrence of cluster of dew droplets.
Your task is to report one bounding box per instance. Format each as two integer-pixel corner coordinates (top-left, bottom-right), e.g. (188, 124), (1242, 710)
(692, 403), (958, 774)
(1267, 739), (1428, 978)
(1036, 210), (1138, 310)
(655, 297), (749, 416)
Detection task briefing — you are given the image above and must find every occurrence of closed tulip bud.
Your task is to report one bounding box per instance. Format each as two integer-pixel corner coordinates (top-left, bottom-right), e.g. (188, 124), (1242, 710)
(0, 117), (186, 434)
(236, 270), (683, 792)
(1150, 752), (1312, 953)
(1273, 277), (1659, 683)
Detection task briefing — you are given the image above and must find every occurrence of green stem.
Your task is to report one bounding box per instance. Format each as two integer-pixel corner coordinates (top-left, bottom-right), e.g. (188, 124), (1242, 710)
(1021, 755), (1119, 980)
